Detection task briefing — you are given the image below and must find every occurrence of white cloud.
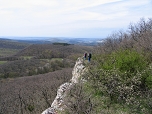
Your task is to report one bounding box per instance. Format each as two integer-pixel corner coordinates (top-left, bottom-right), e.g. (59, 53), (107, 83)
(0, 0), (152, 38)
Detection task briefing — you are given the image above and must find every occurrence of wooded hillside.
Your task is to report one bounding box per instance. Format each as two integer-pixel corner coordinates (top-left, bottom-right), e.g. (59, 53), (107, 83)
(0, 43), (93, 78)
(16, 44), (93, 59)
(0, 39), (29, 49)
(0, 68), (72, 114)
(63, 18), (152, 114)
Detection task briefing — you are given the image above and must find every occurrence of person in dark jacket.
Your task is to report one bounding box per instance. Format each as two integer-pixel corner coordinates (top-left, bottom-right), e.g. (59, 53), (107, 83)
(84, 52), (87, 60)
(88, 53), (92, 62)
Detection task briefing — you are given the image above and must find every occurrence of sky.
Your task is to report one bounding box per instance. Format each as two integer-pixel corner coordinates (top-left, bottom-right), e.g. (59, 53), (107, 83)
(0, 0), (152, 39)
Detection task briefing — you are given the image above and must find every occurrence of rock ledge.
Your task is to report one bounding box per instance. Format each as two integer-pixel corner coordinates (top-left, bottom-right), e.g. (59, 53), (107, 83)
(42, 57), (86, 114)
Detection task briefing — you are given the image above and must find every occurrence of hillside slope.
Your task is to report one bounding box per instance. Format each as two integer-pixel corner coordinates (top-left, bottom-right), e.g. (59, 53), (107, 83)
(42, 18), (152, 114)
(16, 44), (93, 59)
(0, 43), (93, 78)
(0, 68), (73, 114)
(0, 39), (30, 57)
(0, 39), (29, 49)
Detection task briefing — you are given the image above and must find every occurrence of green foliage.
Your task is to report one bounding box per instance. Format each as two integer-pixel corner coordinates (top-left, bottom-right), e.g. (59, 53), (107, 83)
(146, 76), (152, 88)
(53, 42), (71, 46)
(141, 64), (152, 88)
(74, 18), (152, 114)
(21, 56), (33, 60)
(98, 49), (147, 73)
(0, 61), (7, 65)
(83, 48), (152, 113)
(27, 104), (34, 112)
(85, 67), (152, 113)
(0, 48), (19, 57)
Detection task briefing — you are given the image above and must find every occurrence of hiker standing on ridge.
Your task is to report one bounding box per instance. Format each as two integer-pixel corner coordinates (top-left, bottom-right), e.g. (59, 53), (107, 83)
(88, 53), (92, 62)
(84, 52), (87, 60)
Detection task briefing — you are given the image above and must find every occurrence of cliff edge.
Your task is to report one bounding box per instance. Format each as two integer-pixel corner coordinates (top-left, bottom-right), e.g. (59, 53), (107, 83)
(42, 57), (86, 114)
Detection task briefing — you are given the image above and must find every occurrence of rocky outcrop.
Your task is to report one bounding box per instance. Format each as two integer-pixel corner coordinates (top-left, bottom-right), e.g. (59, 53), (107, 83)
(42, 57), (86, 114)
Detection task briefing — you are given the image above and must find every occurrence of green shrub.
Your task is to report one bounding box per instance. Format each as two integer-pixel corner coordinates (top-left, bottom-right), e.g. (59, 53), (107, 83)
(86, 67), (152, 113)
(86, 51), (152, 113)
(98, 49), (147, 73)
(27, 104), (34, 112)
(146, 76), (152, 88)
(141, 64), (152, 89)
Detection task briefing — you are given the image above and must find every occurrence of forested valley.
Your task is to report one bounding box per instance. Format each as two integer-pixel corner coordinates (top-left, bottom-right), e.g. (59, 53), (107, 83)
(0, 42), (93, 78)
(0, 40), (93, 113)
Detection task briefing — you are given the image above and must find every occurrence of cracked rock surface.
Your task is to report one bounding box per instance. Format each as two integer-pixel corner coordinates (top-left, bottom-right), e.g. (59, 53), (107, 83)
(42, 57), (86, 114)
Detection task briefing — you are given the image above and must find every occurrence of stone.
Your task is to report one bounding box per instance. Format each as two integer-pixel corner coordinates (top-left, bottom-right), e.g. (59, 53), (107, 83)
(42, 57), (86, 114)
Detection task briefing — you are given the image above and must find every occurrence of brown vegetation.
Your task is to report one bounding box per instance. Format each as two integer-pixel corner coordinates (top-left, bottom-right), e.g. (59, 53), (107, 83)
(96, 18), (152, 57)
(0, 44), (93, 78)
(0, 68), (72, 114)
(0, 39), (29, 50)
(16, 44), (93, 60)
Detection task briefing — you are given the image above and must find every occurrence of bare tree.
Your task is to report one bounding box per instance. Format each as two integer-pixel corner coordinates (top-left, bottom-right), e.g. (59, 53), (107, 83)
(64, 83), (93, 114)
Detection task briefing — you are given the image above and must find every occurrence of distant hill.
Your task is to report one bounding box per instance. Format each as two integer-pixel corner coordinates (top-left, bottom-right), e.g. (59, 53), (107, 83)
(0, 37), (102, 45)
(0, 39), (30, 57)
(0, 37), (93, 78)
(0, 38), (30, 49)
(16, 44), (93, 59)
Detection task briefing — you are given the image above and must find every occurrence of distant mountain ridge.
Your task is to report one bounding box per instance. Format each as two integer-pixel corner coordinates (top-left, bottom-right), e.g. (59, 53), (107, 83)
(0, 37), (103, 45)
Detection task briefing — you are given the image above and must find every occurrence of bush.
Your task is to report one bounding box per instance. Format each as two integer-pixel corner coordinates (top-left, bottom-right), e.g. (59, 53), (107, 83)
(97, 49), (147, 73)
(80, 18), (152, 114)
(27, 104), (34, 112)
(141, 64), (152, 89)
(84, 49), (152, 113)
(146, 76), (152, 88)
(86, 67), (152, 113)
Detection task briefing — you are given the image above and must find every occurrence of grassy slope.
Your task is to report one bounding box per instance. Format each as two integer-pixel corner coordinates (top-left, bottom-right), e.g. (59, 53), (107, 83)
(0, 48), (19, 57)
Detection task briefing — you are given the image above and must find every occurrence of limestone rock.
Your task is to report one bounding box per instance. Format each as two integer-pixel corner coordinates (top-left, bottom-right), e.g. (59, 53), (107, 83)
(42, 57), (86, 114)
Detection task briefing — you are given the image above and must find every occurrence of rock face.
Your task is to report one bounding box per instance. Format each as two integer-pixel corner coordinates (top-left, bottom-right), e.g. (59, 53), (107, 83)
(42, 57), (86, 114)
